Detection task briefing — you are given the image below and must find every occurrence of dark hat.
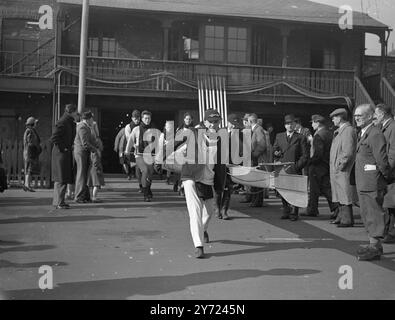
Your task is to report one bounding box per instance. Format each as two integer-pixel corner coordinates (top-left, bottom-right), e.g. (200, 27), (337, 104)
(284, 114), (296, 124)
(310, 114), (326, 123)
(227, 114), (240, 125)
(204, 109), (221, 121)
(82, 111), (93, 120)
(25, 117), (38, 126)
(131, 110), (140, 118)
(330, 108), (348, 118)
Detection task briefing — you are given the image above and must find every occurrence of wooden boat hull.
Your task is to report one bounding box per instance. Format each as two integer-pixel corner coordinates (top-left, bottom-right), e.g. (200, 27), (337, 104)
(228, 165), (308, 208)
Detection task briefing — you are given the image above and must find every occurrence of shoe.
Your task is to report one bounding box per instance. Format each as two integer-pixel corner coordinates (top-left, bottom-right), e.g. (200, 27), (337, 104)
(222, 213), (230, 220)
(56, 204), (70, 209)
(204, 231), (209, 243)
(357, 247), (382, 261)
(216, 213), (223, 219)
(357, 245), (383, 255)
(282, 206), (291, 215)
(22, 185), (29, 192)
(195, 247), (205, 259)
(330, 207), (340, 220)
(383, 234), (395, 244)
(337, 223), (354, 228)
(301, 209), (319, 217)
(28, 187), (35, 192)
(290, 215), (299, 222)
(281, 214), (290, 220)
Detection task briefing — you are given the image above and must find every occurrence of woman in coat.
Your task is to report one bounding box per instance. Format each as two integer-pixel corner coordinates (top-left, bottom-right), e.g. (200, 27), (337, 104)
(23, 117), (41, 192)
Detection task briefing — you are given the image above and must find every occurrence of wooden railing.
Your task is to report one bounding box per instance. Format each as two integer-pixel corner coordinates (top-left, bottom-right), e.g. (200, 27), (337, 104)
(58, 55), (356, 98)
(381, 77), (395, 113)
(0, 51), (54, 77)
(0, 139), (52, 189)
(354, 76), (374, 108)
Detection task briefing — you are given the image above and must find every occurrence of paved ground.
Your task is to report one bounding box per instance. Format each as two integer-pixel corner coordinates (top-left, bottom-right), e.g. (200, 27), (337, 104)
(0, 176), (395, 300)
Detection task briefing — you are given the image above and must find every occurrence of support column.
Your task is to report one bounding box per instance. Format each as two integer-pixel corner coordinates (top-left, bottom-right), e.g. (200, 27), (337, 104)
(77, 0), (89, 114)
(380, 32), (387, 79)
(280, 27), (291, 68)
(162, 19), (173, 61)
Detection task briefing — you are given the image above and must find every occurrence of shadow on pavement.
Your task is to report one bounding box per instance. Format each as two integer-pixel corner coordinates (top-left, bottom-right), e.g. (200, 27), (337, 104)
(234, 200), (395, 272)
(0, 260), (67, 269)
(0, 215), (146, 225)
(0, 245), (56, 254)
(3, 268), (320, 300)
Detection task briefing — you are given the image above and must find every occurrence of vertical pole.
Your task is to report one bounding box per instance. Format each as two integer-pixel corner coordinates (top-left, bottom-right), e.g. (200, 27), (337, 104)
(77, 0), (90, 114)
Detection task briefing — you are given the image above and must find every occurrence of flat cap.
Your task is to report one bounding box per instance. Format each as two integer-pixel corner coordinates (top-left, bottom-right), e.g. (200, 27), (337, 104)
(330, 108), (348, 118)
(227, 113), (240, 126)
(310, 114), (326, 123)
(284, 114), (296, 123)
(204, 109), (221, 121)
(25, 117), (38, 126)
(131, 109), (140, 118)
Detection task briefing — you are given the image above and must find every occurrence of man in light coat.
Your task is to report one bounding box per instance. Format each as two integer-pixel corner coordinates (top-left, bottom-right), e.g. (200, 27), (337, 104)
(373, 103), (395, 244)
(329, 108), (357, 226)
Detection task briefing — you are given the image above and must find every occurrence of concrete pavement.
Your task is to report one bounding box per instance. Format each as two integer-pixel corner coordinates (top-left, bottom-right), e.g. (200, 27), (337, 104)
(0, 177), (395, 300)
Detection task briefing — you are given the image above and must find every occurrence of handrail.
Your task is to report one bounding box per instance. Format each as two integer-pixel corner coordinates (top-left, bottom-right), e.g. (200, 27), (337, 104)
(58, 54), (355, 74)
(1, 37), (55, 73)
(354, 76), (375, 107)
(381, 77), (395, 112)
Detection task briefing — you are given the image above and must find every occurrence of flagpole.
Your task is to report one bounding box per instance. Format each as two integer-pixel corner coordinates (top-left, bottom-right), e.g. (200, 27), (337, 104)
(77, 0), (90, 114)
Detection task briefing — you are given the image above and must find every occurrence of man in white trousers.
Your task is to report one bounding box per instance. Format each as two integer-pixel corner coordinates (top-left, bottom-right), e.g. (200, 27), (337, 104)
(181, 109), (227, 258)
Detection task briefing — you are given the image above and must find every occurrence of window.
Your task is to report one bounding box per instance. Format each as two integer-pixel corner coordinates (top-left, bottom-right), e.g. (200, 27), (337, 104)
(183, 37), (199, 60)
(323, 47), (337, 69)
(227, 27), (247, 64)
(169, 21), (200, 61)
(204, 25), (225, 62)
(88, 36), (117, 57)
(204, 25), (248, 64)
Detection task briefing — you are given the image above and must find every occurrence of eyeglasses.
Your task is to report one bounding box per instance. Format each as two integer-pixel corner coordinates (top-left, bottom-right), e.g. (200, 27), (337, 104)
(354, 114), (364, 118)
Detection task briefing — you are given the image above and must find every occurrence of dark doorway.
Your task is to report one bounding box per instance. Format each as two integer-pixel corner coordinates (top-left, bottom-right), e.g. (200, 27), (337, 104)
(100, 109), (177, 173)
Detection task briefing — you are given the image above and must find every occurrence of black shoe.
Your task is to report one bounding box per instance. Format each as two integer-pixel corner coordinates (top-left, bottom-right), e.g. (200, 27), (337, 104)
(216, 213), (223, 219)
(301, 209), (319, 217)
(337, 223), (354, 228)
(28, 187), (35, 192)
(357, 245), (383, 255)
(56, 204), (70, 209)
(281, 214), (290, 220)
(383, 234), (395, 244)
(222, 213), (230, 220)
(282, 206), (291, 215)
(330, 220), (341, 225)
(195, 247), (205, 259)
(330, 207), (340, 220)
(357, 247), (382, 261)
(290, 215), (299, 222)
(204, 231), (209, 243)
(22, 185), (29, 192)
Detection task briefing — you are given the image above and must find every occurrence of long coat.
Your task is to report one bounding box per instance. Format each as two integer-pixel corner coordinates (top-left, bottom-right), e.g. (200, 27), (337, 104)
(51, 113), (76, 183)
(273, 132), (308, 174)
(329, 122), (357, 205)
(309, 127), (333, 175)
(381, 119), (395, 181)
(23, 127), (41, 175)
(355, 124), (390, 192)
(251, 124), (267, 166)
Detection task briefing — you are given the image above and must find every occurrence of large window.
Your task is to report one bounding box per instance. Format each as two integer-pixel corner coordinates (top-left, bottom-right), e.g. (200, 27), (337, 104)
(204, 25), (248, 64)
(169, 21), (200, 61)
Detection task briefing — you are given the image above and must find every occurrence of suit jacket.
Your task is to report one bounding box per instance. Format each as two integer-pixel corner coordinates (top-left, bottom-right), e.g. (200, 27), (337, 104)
(273, 131), (308, 174)
(74, 121), (98, 154)
(355, 124), (390, 192)
(309, 127), (333, 174)
(114, 128), (125, 153)
(381, 119), (395, 181)
(251, 124), (267, 165)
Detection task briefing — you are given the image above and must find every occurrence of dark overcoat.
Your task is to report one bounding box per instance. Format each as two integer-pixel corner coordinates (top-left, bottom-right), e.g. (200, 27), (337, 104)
(273, 132), (308, 174)
(51, 113), (76, 183)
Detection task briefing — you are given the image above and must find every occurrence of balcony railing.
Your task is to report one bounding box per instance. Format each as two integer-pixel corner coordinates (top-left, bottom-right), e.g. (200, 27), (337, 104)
(0, 51), (54, 77)
(58, 54), (356, 99)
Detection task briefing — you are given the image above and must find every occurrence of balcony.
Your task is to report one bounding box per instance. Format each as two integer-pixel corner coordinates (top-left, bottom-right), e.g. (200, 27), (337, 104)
(1, 51), (356, 103)
(57, 55), (355, 103)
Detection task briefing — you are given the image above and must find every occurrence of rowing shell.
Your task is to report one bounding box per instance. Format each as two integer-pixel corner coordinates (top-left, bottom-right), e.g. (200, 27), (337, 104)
(228, 165), (308, 208)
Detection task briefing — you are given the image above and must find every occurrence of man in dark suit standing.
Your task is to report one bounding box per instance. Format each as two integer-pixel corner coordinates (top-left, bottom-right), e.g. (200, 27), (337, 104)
(302, 115), (339, 217)
(354, 104), (390, 261)
(273, 114), (308, 221)
(51, 104), (78, 209)
(373, 103), (395, 244)
(248, 113), (268, 207)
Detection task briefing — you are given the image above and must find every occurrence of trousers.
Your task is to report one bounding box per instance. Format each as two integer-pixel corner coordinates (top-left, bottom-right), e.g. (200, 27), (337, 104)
(74, 150), (90, 201)
(136, 157), (153, 188)
(358, 190), (386, 240)
(183, 180), (214, 248)
(53, 182), (67, 206)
